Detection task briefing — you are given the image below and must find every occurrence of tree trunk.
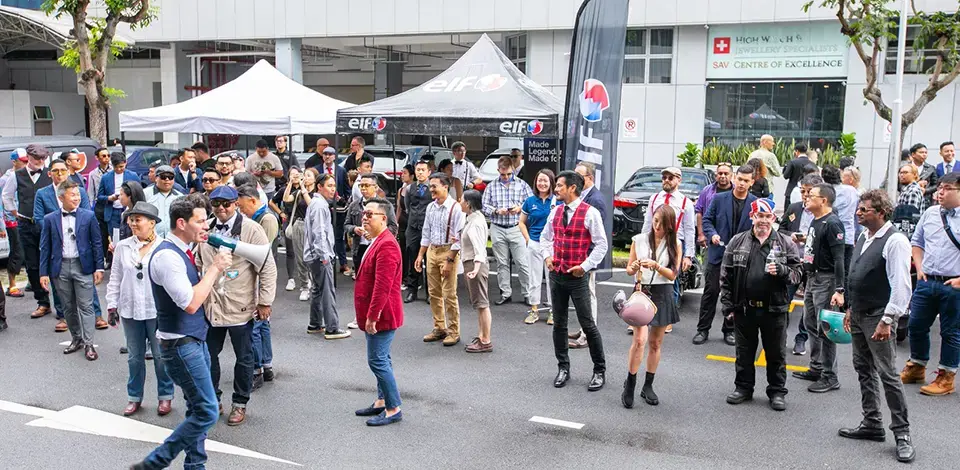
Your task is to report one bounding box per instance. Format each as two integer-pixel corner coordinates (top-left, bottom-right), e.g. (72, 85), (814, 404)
(83, 79), (107, 146)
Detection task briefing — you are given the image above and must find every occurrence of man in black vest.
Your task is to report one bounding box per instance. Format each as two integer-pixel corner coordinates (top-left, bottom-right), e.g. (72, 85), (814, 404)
(839, 190), (915, 463)
(1, 144), (53, 318)
(403, 160), (432, 303)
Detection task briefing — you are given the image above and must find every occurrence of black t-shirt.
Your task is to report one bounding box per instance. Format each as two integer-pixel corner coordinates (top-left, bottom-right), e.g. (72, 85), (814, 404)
(803, 212), (845, 273)
(744, 234), (775, 300)
(732, 194), (747, 221)
(272, 188), (316, 221)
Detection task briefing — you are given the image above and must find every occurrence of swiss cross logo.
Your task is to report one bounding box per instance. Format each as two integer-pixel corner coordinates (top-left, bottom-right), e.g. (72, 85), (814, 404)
(714, 37), (731, 54)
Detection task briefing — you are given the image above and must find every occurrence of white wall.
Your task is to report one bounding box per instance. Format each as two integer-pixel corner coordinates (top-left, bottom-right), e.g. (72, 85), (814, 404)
(105, 63), (162, 141)
(0, 91), (32, 137)
(27, 91), (86, 136)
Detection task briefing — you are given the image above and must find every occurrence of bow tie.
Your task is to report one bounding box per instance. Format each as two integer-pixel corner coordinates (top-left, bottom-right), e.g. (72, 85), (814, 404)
(216, 224), (230, 231)
(61, 211), (76, 217)
(30, 169), (43, 175)
(455, 160), (464, 165)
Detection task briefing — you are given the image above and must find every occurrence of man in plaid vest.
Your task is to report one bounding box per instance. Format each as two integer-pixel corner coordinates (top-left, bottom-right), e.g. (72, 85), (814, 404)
(540, 171), (609, 391)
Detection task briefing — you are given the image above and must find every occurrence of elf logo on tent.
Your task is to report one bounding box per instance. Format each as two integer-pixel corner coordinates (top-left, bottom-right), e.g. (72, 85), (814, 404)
(347, 117), (387, 131)
(499, 120), (543, 135)
(423, 74), (507, 93)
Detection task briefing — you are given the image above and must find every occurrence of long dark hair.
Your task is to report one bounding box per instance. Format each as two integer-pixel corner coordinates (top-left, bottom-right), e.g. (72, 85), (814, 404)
(647, 204), (680, 272)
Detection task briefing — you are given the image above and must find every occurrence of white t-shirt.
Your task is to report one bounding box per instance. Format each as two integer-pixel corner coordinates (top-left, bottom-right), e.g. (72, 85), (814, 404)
(631, 233), (680, 285)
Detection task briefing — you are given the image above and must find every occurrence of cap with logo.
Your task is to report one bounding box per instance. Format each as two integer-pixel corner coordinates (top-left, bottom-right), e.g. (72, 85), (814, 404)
(661, 167), (682, 178)
(210, 185), (239, 201)
(9, 148), (27, 162)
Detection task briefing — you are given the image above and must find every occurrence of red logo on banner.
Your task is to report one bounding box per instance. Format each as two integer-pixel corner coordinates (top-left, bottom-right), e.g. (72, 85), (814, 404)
(713, 37), (731, 54)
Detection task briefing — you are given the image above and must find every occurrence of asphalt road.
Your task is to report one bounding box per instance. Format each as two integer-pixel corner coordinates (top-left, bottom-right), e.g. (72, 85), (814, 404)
(0, 260), (955, 469)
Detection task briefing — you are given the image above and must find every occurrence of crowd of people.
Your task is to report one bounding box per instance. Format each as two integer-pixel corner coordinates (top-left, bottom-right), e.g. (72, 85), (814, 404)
(0, 134), (957, 468)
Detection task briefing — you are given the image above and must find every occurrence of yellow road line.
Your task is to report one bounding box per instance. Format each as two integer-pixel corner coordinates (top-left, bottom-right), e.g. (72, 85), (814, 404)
(706, 350), (809, 373)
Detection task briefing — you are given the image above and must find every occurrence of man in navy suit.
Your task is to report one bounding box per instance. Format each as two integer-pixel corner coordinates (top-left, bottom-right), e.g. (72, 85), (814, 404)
(936, 141), (959, 177)
(173, 148), (203, 193)
(97, 152), (140, 237)
(696, 165), (758, 346)
(40, 180), (104, 361)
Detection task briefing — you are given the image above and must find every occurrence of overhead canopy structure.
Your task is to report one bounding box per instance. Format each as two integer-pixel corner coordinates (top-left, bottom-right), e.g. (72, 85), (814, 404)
(336, 34), (564, 138)
(0, 5), (138, 54)
(119, 60), (355, 135)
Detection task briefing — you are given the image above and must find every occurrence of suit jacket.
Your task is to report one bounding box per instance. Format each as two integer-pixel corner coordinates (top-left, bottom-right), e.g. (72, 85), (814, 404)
(97, 170), (140, 222)
(40, 207), (104, 277)
(581, 185), (608, 222)
(782, 156), (811, 197)
(936, 161), (960, 177)
(702, 191), (757, 265)
(33, 184), (91, 224)
(918, 162), (938, 201)
(354, 230), (404, 332)
(778, 201), (805, 235)
(173, 166), (203, 193)
(313, 162), (349, 206)
(344, 196), (399, 256)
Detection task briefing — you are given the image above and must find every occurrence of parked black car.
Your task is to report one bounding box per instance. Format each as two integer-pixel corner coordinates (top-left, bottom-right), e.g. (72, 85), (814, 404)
(612, 166), (715, 248)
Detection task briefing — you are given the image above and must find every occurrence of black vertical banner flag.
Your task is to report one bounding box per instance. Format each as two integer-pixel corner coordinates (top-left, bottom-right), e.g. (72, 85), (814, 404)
(562, 0), (629, 281)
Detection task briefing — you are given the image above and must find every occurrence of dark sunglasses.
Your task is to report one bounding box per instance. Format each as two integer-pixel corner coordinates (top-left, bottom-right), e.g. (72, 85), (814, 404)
(362, 210), (386, 218)
(202, 177), (220, 183)
(211, 200), (234, 208)
(157, 174), (175, 181)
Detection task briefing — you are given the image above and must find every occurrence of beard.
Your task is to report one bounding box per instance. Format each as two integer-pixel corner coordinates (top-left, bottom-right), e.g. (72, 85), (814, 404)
(753, 224), (772, 238)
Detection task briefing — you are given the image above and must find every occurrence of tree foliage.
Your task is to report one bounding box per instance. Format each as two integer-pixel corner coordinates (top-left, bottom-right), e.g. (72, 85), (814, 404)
(41, 0), (156, 144)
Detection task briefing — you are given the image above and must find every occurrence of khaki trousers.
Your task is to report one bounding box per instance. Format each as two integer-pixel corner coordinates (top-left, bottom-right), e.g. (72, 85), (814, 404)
(426, 245), (460, 336)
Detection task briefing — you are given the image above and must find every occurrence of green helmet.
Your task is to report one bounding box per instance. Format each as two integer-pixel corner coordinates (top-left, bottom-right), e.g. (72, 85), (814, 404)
(819, 309), (852, 344)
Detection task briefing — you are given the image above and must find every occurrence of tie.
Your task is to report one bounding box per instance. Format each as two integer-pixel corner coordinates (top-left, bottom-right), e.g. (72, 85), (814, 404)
(664, 193), (672, 206)
(564, 206), (572, 226)
(418, 184), (426, 197)
(61, 211), (76, 217)
(326, 166), (333, 175)
(455, 160), (463, 165)
(30, 169), (43, 176)
(216, 224), (229, 231)
(186, 249), (197, 268)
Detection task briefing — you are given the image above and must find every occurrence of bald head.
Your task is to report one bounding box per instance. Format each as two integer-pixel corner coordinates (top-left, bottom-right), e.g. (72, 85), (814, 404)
(316, 138), (330, 150)
(760, 134), (774, 150)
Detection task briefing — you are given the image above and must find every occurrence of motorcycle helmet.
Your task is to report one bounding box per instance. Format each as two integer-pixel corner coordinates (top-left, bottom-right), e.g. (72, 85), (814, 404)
(819, 309), (852, 344)
(613, 290), (657, 327)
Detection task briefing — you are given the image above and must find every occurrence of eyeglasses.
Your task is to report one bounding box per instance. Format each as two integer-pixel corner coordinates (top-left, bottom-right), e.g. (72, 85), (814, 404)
(362, 211), (386, 218)
(50, 169), (68, 174)
(938, 185), (959, 193)
(358, 183), (375, 188)
(216, 161), (231, 166)
(210, 200), (234, 208)
(661, 175), (678, 181)
(157, 174), (174, 181)
(202, 177), (220, 183)
(855, 206), (877, 213)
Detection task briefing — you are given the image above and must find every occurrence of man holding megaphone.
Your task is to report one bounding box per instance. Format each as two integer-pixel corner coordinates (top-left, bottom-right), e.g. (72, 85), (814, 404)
(196, 186), (277, 427)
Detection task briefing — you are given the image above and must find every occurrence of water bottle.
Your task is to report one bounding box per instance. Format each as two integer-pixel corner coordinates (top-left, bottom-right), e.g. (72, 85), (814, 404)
(766, 242), (781, 273)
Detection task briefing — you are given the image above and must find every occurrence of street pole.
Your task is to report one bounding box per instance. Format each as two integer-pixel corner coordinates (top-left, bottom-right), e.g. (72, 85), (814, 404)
(887, 0), (909, 201)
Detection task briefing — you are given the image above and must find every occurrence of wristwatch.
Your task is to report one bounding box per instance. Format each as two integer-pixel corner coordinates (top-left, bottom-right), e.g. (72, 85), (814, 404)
(835, 288), (845, 294)
(881, 315), (895, 325)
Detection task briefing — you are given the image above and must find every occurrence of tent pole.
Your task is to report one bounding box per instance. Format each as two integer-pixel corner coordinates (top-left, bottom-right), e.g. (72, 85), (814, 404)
(121, 132), (127, 154)
(392, 134), (397, 196)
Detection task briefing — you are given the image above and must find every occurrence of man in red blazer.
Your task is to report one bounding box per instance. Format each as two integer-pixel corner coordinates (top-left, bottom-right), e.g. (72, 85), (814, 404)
(353, 198), (404, 426)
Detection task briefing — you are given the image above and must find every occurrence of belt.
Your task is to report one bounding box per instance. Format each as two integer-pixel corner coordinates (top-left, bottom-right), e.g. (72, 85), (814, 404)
(159, 336), (200, 350)
(16, 215), (34, 223)
(747, 300), (766, 308)
(926, 275), (959, 282)
(493, 222), (518, 229)
(428, 244), (452, 249)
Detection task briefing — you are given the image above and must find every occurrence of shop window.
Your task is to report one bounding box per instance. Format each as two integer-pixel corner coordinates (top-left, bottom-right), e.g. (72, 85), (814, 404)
(505, 34), (527, 75)
(885, 23), (943, 75)
(624, 28), (674, 84)
(703, 81), (846, 147)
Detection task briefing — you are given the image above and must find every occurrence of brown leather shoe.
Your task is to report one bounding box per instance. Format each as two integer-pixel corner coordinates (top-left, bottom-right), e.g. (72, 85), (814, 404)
(900, 361), (926, 384)
(85, 345), (99, 361)
(227, 406), (246, 426)
(569, 334), (588, 349)
(423, 329), (447, 342)
(123, 402), (141, 416)
(464, 338), (492, 353)
(30, 306), (50, 319)
(63, 339), (83, 354)
(95, 317), (109, 330)
(54, 319), (68, 333)
(567, 330), (582, 340)
(157, 400), (172, 416)
(442, 333), (461, 347)
(919, 370), (956, 396)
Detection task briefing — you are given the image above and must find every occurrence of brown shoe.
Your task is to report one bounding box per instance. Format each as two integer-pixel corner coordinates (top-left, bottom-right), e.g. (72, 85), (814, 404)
(919, 370), (956, 396)
(123, 402), (141, 416)
(30, 306), (50, 319)
(464, 338), (492, 353)
(54, 319), (68, 333)
(227, 406), (246, 426)
(900, 361), (926, 384)
(569, 334), (588, 349)
(157, 400), (172, 416)
(423, 329), (447, 342)
(95, 317), (109, 330)
(442, 333), (461, 347)
(567, 330), (582, 340)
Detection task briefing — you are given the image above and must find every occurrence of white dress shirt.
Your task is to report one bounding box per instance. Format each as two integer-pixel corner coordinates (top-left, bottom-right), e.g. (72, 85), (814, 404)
(112, 172), (124, 208)
(2, 165), (42, 213)
(107, 236), (161, 320)
(641, 189), (697, 257)
(61, 210), (79, 259)
(144, 187), (184, 239)
(452, 158), (480, 187)
(857, 222), (912, 318)
(151, 235), (197, 340)
(539, 197), (609, 272)
(420, 195), (465, 250)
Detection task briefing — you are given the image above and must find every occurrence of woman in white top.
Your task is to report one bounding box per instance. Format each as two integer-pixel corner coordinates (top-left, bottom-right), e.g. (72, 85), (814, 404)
(106, 202), (174, 418)
(622, 204), (682, 409)
(460, 190), (492, 353)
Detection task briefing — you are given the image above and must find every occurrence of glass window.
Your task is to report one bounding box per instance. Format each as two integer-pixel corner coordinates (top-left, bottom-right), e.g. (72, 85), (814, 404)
(703, 81), (846, 148)
(504, 34), (527, 75)
(885, 24), (941, 74)
(624, 28), (673, 84)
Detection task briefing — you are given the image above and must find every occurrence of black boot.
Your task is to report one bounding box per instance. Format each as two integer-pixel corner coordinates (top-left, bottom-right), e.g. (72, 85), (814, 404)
(640, 372), (659, 406)
(621, 373), (637, 409)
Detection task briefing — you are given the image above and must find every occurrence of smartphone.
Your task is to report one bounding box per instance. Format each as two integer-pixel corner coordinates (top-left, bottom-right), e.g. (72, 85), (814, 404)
(793, 232), (806, 242)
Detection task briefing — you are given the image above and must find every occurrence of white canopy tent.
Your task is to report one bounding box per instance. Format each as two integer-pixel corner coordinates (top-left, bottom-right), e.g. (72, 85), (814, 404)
(119, 60), (354, 135)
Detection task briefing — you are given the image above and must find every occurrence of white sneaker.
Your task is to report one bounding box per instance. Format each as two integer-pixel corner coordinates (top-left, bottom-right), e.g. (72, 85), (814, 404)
(285, 279), (296, 291)
(299, 290), (310, 301)
(347, 321), (359, 329)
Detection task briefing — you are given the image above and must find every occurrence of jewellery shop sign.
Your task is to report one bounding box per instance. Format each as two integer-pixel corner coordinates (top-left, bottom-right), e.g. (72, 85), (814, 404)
(707, 22), (849, 80)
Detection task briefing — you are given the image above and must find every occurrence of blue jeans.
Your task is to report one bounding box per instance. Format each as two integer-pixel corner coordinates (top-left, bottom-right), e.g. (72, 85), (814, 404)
(251, 320), (273, 370)
(122, 317), (174, 402)
(366, 330), (401, 409)
(908, 278), (960, 371)
(53, 284), (103, 320)
(145, 341), (218, 470)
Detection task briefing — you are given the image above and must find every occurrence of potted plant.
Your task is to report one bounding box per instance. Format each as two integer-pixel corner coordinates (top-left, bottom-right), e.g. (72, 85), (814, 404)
(677, 142), (700, 168)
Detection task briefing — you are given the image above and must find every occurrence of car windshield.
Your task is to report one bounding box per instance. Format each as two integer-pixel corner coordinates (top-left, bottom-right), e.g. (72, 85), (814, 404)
(478, 157), (502, 178)
(622, 170), (710, 193)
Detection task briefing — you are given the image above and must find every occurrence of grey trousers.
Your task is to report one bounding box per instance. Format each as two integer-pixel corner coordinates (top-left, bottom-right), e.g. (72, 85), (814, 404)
(308, 259), (339, 332)
(289, 220), (311, 289)
(850, 307), (910, 433)
(803, 272), (838, 382)
(490, 224), (530, 300)
(54, 258), (95, 345)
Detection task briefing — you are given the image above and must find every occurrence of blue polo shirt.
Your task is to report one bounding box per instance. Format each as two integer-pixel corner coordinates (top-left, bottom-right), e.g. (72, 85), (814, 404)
(522, 195), (557, 242)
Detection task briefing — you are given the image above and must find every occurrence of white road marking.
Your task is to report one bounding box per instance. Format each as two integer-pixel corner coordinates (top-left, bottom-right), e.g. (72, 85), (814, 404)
(529, 416), (585, 430)
(597, 281), (635, 288)
(0, 400), (300, 466)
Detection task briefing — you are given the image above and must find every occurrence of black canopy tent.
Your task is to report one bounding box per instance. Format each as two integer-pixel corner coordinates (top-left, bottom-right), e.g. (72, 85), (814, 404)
(335, 34), (564, 138)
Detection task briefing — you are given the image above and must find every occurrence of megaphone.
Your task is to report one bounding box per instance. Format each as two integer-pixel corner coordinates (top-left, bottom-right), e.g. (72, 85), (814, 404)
(207, 233), (270, 270)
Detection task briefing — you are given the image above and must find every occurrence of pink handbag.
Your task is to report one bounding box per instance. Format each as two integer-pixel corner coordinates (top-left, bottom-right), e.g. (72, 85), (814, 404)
(613, 288), (657, 327)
